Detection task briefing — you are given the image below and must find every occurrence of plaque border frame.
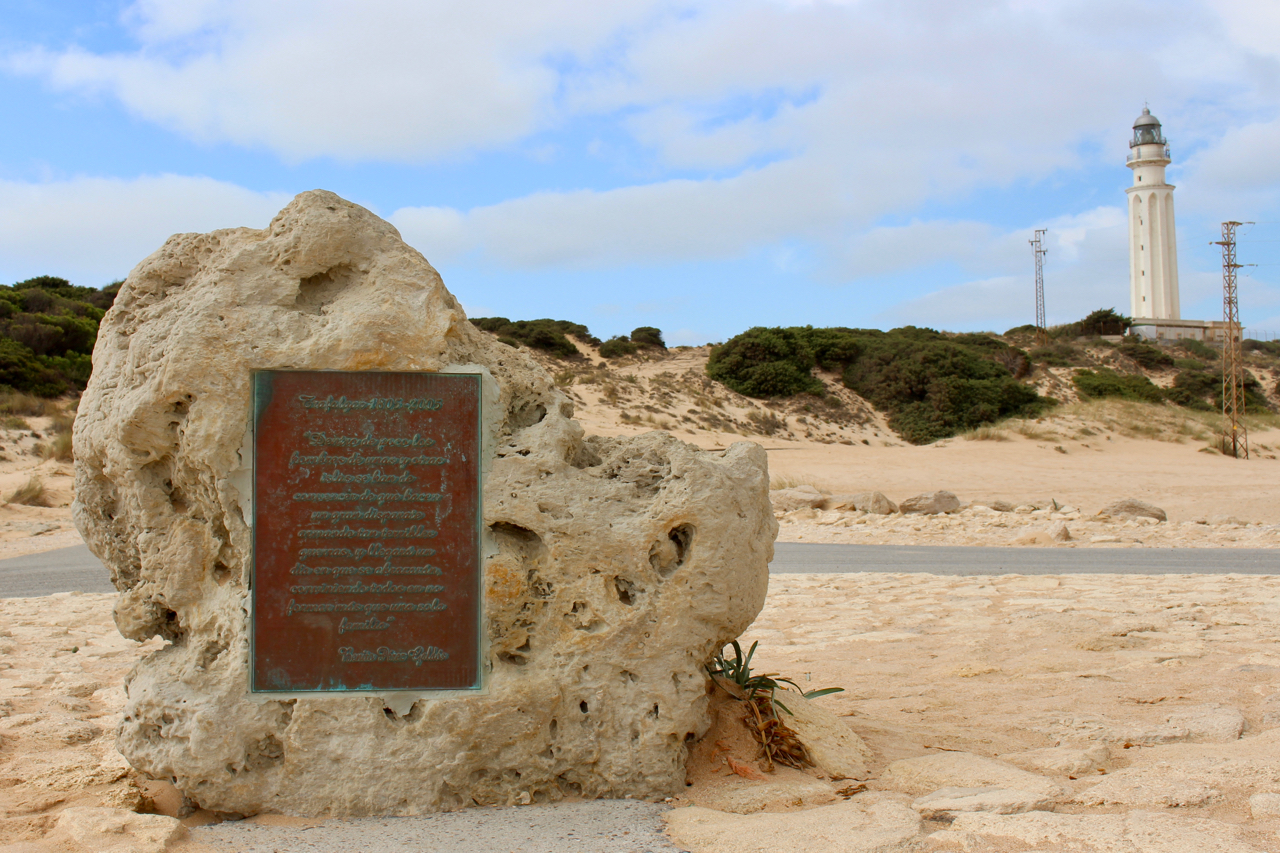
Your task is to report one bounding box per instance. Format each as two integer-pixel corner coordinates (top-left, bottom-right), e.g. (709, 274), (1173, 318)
(246, 368), (490, 700)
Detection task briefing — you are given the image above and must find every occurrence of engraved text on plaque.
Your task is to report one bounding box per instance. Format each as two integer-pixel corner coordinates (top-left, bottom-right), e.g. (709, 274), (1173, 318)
(251, 371), (482, 692)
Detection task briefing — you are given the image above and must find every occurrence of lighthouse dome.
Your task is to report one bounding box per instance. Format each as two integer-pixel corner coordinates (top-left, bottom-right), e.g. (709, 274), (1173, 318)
(1131, 107), (1167, 147)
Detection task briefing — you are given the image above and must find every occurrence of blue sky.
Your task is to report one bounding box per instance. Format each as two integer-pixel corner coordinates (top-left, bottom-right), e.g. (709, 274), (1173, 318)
(3, 0), (1280, 344)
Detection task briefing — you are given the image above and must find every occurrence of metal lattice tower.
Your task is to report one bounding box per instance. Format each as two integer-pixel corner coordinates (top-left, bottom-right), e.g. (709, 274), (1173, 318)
(1030, 229), (1048, 346)
(1216, 221), (1248, 459)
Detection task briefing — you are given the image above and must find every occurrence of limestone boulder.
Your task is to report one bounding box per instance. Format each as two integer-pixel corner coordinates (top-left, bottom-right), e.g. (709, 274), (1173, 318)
(831, 492), (897, 515)
(999, 745), (1108, 776)
(72, 191), (776, 816)
(911, 786), (1055, 819)
(770, 486), (826, 513)
(47, 807), (185, 853)
(1101, 498), (1167, 522)
(899, 491), (961, 515)
(881, 752), (1064, 800)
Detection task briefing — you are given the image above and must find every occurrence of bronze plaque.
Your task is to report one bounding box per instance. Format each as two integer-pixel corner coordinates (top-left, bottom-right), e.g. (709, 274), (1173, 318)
(251, 371), (482, 692)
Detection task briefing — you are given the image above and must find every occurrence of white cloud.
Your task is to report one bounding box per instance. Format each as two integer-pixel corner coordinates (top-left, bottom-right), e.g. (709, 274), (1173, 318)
(10, 0), (658, 162)
(0, 175), (289, 285)
(5, 0), (1280, 336)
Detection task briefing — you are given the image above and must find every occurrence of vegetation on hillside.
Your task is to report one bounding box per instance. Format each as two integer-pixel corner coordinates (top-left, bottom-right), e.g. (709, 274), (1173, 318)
(469, 317), (598, 357)
(599, 326), (668, 359)
(705, 325), (1051, 444)
(0, 276), (119, 397)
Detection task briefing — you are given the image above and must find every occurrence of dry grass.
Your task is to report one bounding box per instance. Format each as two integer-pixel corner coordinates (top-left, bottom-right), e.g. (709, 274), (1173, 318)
(768, 474), (829, 492)
(960, 425), (1010, 442)
(1010, 399), (1280, 446)
(1009, 421), (1063, 442)
(36, 432), (73, 462)
(6, 475), (50, 507)
(2, 416), (30, 431)
(0, 392), (60, 418)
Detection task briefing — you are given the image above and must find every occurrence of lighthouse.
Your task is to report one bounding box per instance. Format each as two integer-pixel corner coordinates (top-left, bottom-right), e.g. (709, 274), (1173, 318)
(1126, 107), (1180, 322)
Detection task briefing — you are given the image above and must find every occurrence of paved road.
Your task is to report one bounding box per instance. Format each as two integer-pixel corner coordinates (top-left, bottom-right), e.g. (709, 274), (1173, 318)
(770, 542), (1280, 574)
(0, 544), (115, 598)
(3, 542), (1280, 599)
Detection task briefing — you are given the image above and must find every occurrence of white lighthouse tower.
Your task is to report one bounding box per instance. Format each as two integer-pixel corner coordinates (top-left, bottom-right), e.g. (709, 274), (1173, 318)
(1126, 107), (1181, 323)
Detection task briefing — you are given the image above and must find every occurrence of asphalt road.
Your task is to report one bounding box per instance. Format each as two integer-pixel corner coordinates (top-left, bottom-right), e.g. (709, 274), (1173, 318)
(768, 541), (1280, 574)
(3, 542), (1280, 600)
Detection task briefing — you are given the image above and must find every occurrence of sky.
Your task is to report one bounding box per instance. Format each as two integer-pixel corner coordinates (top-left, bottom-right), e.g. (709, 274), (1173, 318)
(3, 0), (1280, 345)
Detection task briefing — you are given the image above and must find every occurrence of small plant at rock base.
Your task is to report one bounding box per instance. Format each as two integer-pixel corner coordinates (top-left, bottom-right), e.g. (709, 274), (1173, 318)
(707, 640), (844, 771)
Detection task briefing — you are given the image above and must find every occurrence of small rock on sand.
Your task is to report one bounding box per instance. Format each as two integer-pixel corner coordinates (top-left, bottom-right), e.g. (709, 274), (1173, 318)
(899, 491), (961, 515)
(1249, 792), (1280, 818)
(667, 793), (922, 853)
(47, 807), (184, 853)
(999, 744), (1108, 776)
(882, 752), (1064, 800)
(911, 786), (1056, 819)
(1101, 498), (1168, 522)
(771, 486), (827, 513)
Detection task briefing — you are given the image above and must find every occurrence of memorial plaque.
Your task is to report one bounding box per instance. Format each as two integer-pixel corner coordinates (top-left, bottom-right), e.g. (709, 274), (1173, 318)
(251, 371), (482, 693)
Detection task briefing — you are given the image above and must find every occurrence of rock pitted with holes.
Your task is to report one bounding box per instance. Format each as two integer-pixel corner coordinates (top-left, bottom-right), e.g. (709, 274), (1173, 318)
(72, 190), (776, 816)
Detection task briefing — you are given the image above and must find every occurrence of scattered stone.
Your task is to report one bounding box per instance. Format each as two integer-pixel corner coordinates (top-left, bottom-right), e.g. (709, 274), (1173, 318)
(1249, 792), (1280, 819)
(827, 491), (897, 515)
(1074, 770), (1219, 807)
(1101, 498), (1167, 522)
(771, 485), (827, 513)
(1164, 704), (1245, 743)
(998, 745), (1108, 776)
(47, 807), (185, 853)
(696, 768), (839, 815)
(899, 491), (961, 515)
(911, 786), (1055, 819)
(1047, 521), (1072, 542)
(73, 190), (777, 816)
(774, 690), (872, 780)
(937, 810), (1264, 853)
(666, 793), (923, 853)
(882, 752), (1063, 800)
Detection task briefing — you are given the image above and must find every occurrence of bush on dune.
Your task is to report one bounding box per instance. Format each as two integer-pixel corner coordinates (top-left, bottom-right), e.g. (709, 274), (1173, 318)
(707, 325), (1049, 444)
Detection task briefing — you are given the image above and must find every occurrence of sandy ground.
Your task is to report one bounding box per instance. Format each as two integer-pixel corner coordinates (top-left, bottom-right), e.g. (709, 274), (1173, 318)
(6, 574), (1280, 851)
(4, 364), (1280, 849)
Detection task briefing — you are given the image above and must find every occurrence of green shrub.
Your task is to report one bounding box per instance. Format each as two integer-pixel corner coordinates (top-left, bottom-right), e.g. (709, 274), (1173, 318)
(1030, 343), (1082, 367)
(1118, 338), (1175, 370)
(1242, 339), (1280, 357)
(706, 327), (826, 397)
(0, 276), (119, 397)
(1179, 338), (1219, 360)
(1163, 365), (1273, 412)
(1165, 369), (1217, 411)
(707, 325), (1048, 443)
(630, 326), (665, 348)
(843, 332), (1049, 444)
(598, 337), (639, 359)
(1049, 308), (1132, 340)
(468, 317), (596, 358)
(1072, 368), (1164, 403)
